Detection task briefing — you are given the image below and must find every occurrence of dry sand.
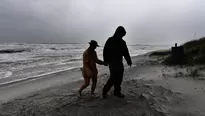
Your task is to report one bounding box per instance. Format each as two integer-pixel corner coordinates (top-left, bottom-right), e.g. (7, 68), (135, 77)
(0, 52), (205, 116)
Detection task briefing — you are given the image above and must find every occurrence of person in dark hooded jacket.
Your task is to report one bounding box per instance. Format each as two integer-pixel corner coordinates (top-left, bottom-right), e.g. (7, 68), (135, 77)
(102, 26), (132, 98)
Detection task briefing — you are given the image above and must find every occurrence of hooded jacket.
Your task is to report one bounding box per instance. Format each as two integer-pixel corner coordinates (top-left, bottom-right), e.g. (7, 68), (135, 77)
(103, 37), (132, 65)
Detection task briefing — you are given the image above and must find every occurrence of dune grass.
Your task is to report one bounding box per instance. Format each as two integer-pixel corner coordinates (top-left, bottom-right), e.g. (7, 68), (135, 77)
(183, 37), (205, 64)
(163, 37), (205, 65)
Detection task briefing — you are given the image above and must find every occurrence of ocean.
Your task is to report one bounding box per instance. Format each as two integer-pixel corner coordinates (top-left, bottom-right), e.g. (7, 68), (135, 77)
(0, 43), (170, 85)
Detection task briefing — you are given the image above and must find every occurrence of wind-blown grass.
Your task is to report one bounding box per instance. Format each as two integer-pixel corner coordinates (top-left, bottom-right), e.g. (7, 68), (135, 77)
(163, 37), (205, 65)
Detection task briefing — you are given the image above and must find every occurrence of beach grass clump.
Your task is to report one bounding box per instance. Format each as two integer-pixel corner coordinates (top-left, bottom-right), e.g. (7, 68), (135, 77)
(174, 71), (184, 78)
(183, 37), (205, 64)
(185, 66), (205, 80)
(186, 68), (200, 78)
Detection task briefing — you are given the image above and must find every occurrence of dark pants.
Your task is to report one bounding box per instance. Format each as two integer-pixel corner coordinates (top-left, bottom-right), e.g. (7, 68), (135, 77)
(103, 62), (124, 95)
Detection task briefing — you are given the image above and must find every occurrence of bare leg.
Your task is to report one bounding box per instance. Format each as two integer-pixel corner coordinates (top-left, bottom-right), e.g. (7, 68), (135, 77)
(91, 76), (97, 95)
(78, 77), (90, 96)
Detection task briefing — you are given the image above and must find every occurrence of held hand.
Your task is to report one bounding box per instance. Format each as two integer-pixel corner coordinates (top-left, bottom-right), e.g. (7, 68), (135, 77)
(103, 62), (108, 66)
(128, 62), (132, 67)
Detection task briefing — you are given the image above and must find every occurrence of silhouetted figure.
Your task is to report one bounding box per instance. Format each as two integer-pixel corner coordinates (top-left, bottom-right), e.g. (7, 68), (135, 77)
(172, 43), (184, 67)
(102, 26), (132, 98)
(78, 40), (107, 97)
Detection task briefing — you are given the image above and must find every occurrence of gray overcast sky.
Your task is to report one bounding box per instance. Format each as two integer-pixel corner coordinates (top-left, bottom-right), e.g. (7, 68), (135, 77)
(0, 0), (205, 45)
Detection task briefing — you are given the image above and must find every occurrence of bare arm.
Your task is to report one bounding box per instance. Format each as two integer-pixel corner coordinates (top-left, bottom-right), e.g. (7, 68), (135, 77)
(94, 51), (106, 65)
(96, 59), (104, 65)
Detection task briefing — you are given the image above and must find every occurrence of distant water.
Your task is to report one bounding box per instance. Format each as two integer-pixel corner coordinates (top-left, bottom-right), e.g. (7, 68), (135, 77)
(0, 43), (170, 85)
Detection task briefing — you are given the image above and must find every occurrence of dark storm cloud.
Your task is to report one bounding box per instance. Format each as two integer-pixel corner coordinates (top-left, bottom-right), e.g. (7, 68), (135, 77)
(0, 0), (205, 44)
(0, 0), (72, 43)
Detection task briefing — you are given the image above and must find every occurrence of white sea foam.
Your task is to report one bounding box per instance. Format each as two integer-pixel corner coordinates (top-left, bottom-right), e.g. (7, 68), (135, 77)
(0, 43), (171, 85)
(0, 71), (13, 79)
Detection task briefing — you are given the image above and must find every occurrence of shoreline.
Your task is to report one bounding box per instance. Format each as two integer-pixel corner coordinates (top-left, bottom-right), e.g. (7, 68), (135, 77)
(0, 52), (147, 102)
(0, 67), (81, 88)
(1, 50), (205, 116)
(0, 50), (164, 102)
(0, 52), (147, 88)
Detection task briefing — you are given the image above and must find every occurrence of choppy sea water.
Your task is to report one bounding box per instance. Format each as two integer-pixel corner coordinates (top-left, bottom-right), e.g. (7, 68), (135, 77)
(0, 43), (170, 85)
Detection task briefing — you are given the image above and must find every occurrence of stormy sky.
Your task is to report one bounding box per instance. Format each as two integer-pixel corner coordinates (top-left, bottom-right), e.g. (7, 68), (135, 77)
(0, 0), (205, 45)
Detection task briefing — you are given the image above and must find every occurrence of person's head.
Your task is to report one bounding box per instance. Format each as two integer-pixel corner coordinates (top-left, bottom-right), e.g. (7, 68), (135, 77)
(89, 40), (99, 50)
(113, 26), (126, 38)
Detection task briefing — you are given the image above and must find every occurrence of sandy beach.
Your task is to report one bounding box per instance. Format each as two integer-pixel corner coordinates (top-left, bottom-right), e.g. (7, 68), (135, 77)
(0, 52), (205, 116)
